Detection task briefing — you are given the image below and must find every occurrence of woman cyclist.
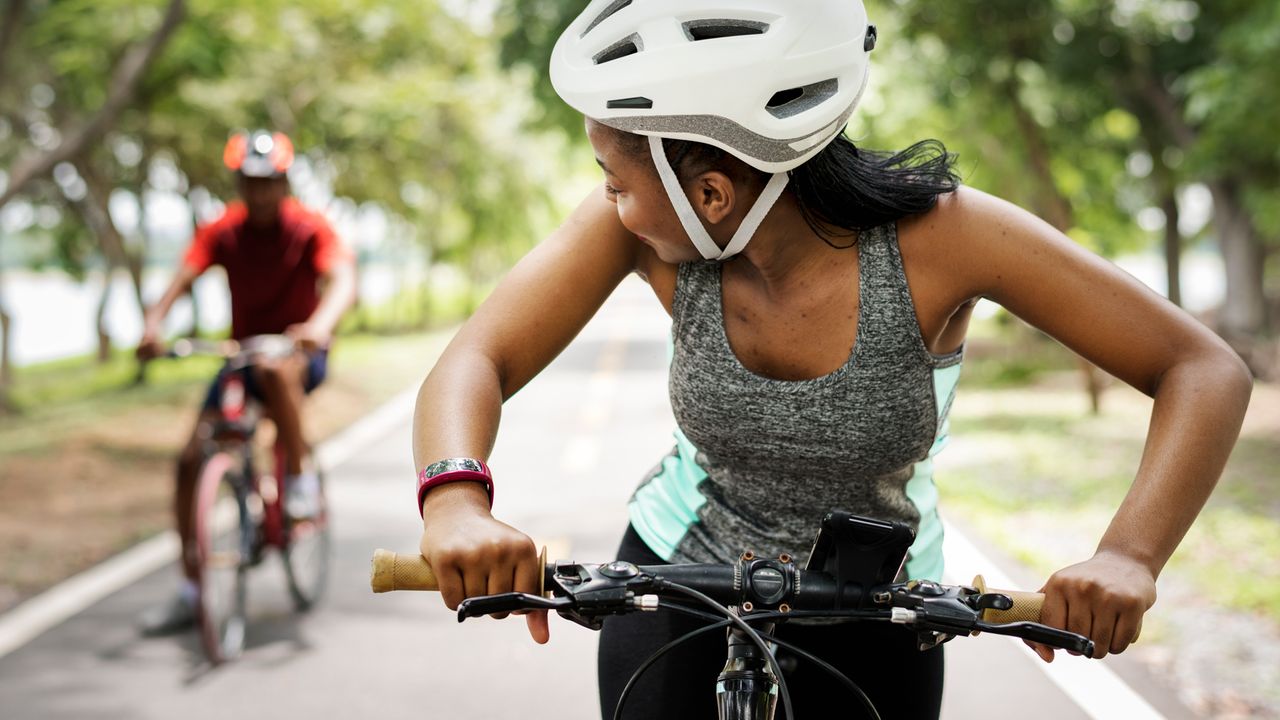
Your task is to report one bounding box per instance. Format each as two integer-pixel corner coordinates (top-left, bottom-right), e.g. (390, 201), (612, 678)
(410, 1), (1252, 717)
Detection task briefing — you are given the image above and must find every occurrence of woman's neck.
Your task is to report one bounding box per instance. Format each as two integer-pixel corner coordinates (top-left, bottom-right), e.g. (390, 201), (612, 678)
(722, 192), (847, 295)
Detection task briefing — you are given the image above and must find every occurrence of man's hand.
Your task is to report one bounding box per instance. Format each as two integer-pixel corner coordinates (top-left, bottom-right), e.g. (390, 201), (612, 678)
(136, 327), (165, 361)
(285, 322), (331, 354)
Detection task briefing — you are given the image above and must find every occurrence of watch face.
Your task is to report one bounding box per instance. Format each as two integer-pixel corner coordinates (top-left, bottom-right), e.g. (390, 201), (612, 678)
(424, 457), (485, 478)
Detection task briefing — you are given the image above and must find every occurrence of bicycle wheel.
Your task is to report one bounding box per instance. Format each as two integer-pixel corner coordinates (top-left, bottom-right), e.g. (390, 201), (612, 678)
(282, 458), (331, 611)
(194, 451), (249, 664)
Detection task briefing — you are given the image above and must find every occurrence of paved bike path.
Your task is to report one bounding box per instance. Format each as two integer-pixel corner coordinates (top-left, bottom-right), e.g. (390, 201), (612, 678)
(0, 278), (1194, 719)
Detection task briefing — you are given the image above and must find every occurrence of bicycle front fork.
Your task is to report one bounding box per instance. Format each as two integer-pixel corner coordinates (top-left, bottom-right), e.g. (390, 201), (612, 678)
(716, 622), (779, 720)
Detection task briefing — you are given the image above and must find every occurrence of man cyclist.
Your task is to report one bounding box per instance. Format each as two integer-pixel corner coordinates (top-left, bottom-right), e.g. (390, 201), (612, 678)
(136, 129), (356, 634)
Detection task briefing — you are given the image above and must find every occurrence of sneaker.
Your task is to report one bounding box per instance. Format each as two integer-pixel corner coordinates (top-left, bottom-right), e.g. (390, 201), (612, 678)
(283, 472), (322, 521)
(138, 593), (197, 636)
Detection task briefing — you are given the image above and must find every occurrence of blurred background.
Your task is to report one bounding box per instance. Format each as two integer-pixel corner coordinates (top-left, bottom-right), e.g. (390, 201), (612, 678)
(0, 0), (1276, 717)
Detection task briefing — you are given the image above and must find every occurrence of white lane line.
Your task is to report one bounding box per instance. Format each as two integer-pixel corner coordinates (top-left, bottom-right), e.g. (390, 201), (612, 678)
(0, 384), (421, 660)
(315, 384), (419, 471)
(942, 519), (1166, 720)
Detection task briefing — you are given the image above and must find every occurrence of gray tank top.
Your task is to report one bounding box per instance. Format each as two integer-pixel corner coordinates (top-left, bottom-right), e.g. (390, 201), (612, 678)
(628, 222), (964, 578)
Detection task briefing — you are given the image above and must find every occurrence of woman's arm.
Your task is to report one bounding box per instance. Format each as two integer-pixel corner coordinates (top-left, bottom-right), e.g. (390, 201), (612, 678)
(412, 186), (640, 641)
(928, 187), (1253, 660)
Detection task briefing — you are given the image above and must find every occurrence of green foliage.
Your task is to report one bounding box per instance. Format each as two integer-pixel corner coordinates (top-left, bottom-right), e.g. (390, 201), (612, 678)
(495, 0), (584, 136)
(2, 0), (565, 287)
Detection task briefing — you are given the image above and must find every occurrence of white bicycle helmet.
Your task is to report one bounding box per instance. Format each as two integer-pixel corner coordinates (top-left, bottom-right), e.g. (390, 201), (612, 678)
(550, 0), (877, 259)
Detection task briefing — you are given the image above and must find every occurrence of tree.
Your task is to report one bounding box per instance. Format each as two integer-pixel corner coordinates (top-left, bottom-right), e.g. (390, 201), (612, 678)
(0, 0), (186, 212)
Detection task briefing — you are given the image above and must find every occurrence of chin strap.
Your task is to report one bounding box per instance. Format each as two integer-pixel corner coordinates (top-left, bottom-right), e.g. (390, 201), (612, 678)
(649, 136), (789, 261)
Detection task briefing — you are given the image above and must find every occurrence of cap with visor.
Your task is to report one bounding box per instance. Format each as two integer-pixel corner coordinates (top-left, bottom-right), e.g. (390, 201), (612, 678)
(550, 0), (877, 260)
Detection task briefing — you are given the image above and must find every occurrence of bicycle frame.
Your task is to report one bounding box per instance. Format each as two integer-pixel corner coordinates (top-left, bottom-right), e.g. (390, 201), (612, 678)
(200, 371), (291, 553)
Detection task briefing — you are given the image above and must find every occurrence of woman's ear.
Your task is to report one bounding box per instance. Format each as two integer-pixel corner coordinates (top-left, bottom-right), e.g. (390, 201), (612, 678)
(690, 171), (736, 225)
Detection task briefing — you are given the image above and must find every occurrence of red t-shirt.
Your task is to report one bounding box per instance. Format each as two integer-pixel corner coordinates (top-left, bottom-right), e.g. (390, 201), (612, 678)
(183, 198), (353, 340)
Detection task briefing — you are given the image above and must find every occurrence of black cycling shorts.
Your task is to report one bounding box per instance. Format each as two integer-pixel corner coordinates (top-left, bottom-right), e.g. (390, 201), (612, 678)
(597, 524), (945, 720)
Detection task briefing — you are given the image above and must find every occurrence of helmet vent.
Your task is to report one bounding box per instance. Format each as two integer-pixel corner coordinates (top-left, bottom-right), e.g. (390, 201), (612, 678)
(606, 96), (653, 110)
(593, 34), (642, 64)
(766, 79), (839, 119)
(682, 19), (768, 41)
(581, 0), (633, 38)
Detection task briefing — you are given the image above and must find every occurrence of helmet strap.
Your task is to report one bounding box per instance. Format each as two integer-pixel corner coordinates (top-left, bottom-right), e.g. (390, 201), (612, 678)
(648, 136), (789, 261)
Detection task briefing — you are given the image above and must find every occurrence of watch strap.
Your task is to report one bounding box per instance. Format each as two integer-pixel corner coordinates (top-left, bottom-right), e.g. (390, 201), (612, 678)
(417, 458), (493, 517)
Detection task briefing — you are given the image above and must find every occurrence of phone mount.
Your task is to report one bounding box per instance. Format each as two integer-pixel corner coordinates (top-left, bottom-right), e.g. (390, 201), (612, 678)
(804, 511), (915, 609)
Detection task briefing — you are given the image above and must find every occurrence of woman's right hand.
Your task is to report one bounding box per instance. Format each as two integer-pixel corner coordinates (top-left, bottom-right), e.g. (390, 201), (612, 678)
(418, 481), (550, 643)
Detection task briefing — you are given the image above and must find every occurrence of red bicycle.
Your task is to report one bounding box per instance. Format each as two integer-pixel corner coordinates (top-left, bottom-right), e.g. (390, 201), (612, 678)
(169, 335), (332, 663)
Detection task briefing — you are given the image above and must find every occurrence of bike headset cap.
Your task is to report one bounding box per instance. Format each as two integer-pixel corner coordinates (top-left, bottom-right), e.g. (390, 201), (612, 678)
(550, 0), (877, 260)
(223, 129), (295, 179)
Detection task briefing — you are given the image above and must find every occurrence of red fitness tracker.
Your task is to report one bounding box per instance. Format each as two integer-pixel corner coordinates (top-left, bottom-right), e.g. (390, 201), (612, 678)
(417, 457), (493, 517)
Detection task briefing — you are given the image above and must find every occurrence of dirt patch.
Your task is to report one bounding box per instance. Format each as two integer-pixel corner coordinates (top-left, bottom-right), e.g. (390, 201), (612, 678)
(0, 439), (173, 605)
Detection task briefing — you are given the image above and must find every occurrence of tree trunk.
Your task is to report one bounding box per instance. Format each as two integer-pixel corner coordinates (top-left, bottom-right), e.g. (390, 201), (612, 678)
(95, 267), (114, 363)
(1004, 80), (1074, 233)
(1004, 76), (1105, 413)
(1131, 67), (1268, 346)
(76, 159), (145, 311)
(0, 0), (185, 212)
(1161, 189), (1182, 308)
(1208, 180), (1268, 354)
(0, 306), (11, 410)
(1209, 181), (1266, 333)
(0, 0), (26, 91)
(0, 262), (14, 411)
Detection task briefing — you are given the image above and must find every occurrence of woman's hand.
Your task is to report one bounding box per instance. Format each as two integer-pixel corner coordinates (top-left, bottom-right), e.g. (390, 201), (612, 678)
(419, 482), (550, 643)
(1031, 551), (1157, 662)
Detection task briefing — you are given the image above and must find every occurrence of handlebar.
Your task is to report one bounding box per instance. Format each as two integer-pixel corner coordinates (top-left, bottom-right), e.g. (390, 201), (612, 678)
(369, 548), (1094, 657)
(163, 334), (298, 369)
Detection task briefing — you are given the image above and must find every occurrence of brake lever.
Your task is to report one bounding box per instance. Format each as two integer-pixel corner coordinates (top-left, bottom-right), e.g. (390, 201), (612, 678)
(457, 592), (572, 622)
(974, 620), (1096, 658)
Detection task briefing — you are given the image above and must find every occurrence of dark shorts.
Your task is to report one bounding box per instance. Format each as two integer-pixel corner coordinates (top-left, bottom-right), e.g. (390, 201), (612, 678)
(597, 524), (945, 720)
(201, 349), (328, 412)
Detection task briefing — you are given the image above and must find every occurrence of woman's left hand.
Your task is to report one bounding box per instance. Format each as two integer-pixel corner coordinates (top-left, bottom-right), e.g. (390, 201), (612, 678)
(1031, 551), (1157, 661)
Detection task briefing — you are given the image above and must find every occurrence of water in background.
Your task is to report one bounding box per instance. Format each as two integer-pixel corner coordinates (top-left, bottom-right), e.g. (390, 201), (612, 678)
(2, 251), (1225, 368)
(4, 263), (407, 367)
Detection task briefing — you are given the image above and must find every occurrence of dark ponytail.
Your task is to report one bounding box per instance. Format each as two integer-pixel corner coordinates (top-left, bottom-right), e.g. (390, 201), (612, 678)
(622, 130), (960, 248)
(789, 135), (960, 245)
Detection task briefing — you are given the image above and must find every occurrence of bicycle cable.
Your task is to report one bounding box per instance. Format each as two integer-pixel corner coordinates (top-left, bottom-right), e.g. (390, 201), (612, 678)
(626, 603), (882, 720)
(611, 615), (733, 720)
(653, 581), (795, 720)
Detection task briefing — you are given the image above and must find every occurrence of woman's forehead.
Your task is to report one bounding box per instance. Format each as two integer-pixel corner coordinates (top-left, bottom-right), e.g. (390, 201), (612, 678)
(587, 121), (646, 174)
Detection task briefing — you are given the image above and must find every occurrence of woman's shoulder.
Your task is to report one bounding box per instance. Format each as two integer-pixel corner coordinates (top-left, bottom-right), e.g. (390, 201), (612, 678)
(898, 185), (1012, 240)
(893, 185), (1051, 311)
(896, 185), (1043, 266)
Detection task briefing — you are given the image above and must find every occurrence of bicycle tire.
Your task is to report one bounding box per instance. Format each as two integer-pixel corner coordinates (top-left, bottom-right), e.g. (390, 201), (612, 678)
(194, 451), (249, 664)
(282, 458), (331, 611)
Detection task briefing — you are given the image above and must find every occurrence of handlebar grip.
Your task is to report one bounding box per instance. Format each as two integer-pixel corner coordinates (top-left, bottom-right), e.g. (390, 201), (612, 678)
(972, 574), (1043, 624)
(972, 574), (1142, 643)
(371, 549), (438, 592)
(370, 546), (550, 595)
